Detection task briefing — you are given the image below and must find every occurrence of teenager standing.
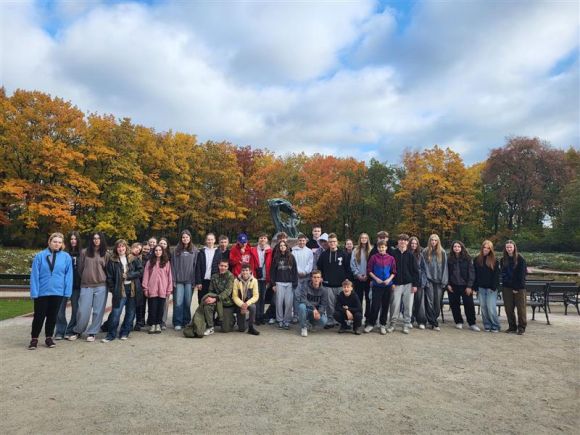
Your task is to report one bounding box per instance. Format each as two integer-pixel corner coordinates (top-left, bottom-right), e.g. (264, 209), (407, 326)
(501, 240), (528, 335)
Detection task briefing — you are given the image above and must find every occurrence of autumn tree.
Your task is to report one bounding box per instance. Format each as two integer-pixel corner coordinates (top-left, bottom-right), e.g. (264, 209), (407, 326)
(482, 137), (571, 234)
(396, 146), (481, 243)
(0, 89), (99, 245)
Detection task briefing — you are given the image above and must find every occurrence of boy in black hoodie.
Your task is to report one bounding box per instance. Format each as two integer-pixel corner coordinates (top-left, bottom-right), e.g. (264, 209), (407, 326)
(316, 233), (349, 328)
(334, 279), (362, 334)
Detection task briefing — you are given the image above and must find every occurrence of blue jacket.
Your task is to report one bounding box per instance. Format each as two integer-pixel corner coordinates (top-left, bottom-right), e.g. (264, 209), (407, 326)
(30, 248), (73, 299)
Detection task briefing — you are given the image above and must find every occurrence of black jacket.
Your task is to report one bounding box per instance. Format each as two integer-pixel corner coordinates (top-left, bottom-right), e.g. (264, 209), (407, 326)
(391, 249), (420, 287)
(316, 249), (349, 287)
(106, 256), (143, 308)
(195, 248), (222, 284)
(501, 255), (527, 290)
(448, 255), (475, 287)
(473, 257), (500, 291)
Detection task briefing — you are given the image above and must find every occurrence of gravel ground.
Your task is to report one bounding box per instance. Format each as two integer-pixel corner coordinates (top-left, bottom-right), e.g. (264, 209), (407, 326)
(1, 301), (578, 435)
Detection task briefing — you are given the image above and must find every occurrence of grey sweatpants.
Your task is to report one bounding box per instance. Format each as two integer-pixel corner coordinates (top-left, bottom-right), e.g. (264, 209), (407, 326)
(388, 283), (414, 328)
(326, 286), (342, 326)
(275, 282), (294, 324)
(74, 285), (108, 335)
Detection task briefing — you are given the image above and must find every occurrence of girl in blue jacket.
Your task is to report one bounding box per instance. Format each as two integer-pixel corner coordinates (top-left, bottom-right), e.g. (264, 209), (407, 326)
(29, 232), (73, 349)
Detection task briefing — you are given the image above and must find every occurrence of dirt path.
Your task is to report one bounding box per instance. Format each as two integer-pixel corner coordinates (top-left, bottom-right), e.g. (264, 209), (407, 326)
(1, 303), (579, 434)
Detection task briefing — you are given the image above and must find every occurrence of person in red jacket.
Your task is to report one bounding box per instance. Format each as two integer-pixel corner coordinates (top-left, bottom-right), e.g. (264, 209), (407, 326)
(251, 233), (272, 325)
(229, 233), (258, 277)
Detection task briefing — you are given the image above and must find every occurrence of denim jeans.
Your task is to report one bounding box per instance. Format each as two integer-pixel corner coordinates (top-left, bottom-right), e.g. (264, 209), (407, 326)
(55, 288), (80, 337)
(478, 287), (500, 331)
(294, 277), (309, 319)
(106, 295), (136, 340)
(173, 282), (193, 327)
(298, 303), (328, 329)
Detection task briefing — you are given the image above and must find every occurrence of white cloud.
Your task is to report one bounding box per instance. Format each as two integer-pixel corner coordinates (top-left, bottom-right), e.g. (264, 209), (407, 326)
(0, 0), (577, 165)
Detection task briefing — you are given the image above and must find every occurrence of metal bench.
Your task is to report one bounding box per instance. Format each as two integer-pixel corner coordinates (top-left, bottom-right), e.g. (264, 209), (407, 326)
(546, 282), (580, 315)
(440, 281), (550, 324)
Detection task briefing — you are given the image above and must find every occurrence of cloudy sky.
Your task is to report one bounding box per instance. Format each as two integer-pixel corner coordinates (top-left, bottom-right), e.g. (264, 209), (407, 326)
(1, 0), (578, 164)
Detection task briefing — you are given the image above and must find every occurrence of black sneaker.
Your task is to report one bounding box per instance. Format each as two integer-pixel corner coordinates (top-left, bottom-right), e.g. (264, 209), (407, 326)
(28, 339), (38, 350)
(45, 338), (56, 348)
(505, 328), (517, 334)
(517, 328), (525, 335)
(248, 328), (260, 336)
(134, 324), (141, 332)
(324, 324), (334, 329)
(338, 327), (348, 334)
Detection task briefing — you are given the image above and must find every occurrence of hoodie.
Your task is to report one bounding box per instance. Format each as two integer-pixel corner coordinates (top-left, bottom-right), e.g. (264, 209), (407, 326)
(229, 242), (258, 277)
(366, 252), (397, 288)
(292, 245), (314, 276)
(316, 248), (349, 288)
(296, 281), (329, 314)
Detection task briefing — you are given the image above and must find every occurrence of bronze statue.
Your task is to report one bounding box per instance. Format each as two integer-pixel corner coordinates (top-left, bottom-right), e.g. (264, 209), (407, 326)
(267, 198), (301, 239)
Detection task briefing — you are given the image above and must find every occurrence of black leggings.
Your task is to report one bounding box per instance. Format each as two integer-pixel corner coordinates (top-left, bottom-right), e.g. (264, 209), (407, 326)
(31, 296), (63, 338)
(147, 297), (166, 325)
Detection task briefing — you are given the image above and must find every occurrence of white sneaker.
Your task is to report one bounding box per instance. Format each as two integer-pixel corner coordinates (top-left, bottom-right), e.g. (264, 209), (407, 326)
(419, 324), (426, 330)
(380, 326), (387, 335)
(408, 324), (414, 329)
(203, 327), (214, 336)
(174, 326), (182, 331)
(469, 325), (481, 332)
(433, 326), (441, 331)
(402, 326), (410, 334)
(364, 325), (374, 333)
(386, 326), (395, 333)
(455, 323), (463, 330)
(268, 318), (276, 325)
(86, 335), (95, 342)
(301, 327), (308, 337)
(101, 338), (112, 343)
(120, 336), (128, 340)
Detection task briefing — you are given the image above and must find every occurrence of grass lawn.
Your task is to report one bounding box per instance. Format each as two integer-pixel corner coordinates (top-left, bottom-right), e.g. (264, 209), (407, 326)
(0, 299), (34, 320)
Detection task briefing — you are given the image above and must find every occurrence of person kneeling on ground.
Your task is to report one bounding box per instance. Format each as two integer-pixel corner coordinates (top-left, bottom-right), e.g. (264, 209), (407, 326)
(189, 259), (234, 337)
(296, 270), (329, 337)
(233, 264), (260, 336)
(334, 279), (363, 335)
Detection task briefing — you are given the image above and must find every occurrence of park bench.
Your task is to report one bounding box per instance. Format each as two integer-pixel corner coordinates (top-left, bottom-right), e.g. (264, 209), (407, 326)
(440, 280), (551, 324)
(545, 281), (580, 316)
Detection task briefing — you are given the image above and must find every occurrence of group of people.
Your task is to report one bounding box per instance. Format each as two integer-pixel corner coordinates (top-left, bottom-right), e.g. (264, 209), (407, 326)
(27, 226), (528, 349)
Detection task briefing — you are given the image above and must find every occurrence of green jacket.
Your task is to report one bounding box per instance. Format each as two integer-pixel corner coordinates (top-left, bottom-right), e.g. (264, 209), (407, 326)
(208, 271), (234, 307)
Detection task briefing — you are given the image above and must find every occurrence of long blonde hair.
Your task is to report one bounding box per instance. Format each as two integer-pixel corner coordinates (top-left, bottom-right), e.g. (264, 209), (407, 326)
(425, 234), (443, 263)
(355, 232), (373, 264)
(476, 240), (496, 269)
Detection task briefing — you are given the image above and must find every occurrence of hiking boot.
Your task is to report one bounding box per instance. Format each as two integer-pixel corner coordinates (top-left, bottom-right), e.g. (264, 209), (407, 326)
(28, 338), (38, 350)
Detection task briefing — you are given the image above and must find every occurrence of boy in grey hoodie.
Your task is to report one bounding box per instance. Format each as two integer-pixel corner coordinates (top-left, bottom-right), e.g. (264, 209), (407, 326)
(296, 270), (328, 337)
